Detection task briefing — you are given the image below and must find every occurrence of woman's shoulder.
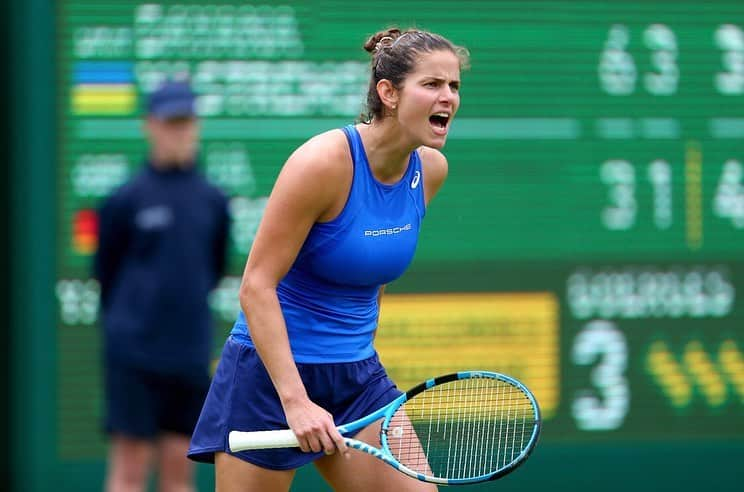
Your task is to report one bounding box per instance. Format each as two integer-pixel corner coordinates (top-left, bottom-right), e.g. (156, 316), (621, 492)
(285, 128), (350, 174)
(416, 146), (449, 183)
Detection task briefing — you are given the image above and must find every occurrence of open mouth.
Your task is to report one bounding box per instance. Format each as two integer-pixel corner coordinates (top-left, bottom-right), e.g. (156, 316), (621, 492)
(429, 112), (452, 136)
(429, 113), (450, 131)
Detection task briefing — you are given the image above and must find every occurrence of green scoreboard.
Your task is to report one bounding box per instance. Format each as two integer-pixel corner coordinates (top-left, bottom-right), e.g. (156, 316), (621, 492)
(52, 1), (743, 489)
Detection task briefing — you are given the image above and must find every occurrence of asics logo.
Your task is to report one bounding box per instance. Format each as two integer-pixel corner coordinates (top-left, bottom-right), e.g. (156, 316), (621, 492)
(364, 223), (412, 237)
(411, 170), (421, 189)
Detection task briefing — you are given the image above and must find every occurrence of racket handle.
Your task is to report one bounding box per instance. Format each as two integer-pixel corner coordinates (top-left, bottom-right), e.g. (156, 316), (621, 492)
(228, 429), (300, 451)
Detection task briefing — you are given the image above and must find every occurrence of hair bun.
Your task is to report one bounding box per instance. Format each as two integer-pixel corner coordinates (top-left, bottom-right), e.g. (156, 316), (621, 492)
(374, 36), (394, 52)
(363, 28), (403, 53)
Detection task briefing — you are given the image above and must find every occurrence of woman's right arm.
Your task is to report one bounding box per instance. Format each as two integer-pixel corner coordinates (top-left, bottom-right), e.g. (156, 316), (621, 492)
(238, 130), (350, 457)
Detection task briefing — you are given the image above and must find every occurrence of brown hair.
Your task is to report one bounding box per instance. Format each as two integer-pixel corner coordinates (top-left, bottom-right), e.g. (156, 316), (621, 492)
(360, 27), (470, 123)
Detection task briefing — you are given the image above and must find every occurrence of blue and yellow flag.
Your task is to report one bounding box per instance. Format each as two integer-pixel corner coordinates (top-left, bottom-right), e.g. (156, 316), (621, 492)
(71, 61), (137, 115)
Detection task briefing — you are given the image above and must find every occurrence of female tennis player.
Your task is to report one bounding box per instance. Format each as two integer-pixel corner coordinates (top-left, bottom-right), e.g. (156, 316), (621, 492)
(188, 27), (469, 492)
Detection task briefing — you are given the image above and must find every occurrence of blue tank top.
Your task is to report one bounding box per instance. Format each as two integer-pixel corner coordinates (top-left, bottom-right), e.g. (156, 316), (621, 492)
(231, 125), (426, 362)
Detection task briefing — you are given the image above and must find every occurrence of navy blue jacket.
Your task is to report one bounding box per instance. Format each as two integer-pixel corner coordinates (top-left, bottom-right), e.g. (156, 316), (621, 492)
(94, 161), (230, 373)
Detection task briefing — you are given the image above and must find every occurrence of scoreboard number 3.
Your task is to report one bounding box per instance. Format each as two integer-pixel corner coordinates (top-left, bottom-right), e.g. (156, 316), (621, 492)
(571, 320), (630, 431)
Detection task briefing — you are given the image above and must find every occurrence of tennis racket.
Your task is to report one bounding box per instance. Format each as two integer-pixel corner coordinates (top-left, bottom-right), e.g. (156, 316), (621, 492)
(228, 370), (541, 485)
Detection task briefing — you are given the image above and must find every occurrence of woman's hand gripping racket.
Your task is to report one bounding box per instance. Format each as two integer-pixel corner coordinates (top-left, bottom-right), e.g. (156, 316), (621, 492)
(228, 371), (541, 485)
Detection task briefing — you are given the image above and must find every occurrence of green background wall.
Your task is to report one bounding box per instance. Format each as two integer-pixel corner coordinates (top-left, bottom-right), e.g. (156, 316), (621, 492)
(9, 1), (744, 490)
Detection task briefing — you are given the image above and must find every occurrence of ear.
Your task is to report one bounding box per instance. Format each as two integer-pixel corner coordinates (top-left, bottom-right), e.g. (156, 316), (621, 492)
(376, 79), (399, 111)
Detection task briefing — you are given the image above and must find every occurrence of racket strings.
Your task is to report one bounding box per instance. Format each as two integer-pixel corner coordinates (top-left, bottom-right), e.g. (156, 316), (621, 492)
(385, 377), (537, 480)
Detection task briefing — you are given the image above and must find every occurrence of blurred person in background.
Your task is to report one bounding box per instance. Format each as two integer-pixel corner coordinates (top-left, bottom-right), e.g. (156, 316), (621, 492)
(94, 79), (230, 492)
(187, 27), (468, 492)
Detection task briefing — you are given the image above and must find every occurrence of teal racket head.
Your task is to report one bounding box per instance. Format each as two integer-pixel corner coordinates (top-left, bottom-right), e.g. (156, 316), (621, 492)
(378, 371), (541, 484)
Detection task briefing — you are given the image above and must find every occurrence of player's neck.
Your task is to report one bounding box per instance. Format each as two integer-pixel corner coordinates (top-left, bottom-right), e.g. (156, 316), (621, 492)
(357, 121), (415, 184)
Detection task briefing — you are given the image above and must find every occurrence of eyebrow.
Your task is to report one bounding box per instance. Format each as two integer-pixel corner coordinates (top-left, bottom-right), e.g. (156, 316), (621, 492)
(422, 76), (461, 84)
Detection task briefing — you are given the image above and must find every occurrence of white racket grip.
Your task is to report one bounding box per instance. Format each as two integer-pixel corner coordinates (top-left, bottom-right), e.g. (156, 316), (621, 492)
(228, 429), (300, 451)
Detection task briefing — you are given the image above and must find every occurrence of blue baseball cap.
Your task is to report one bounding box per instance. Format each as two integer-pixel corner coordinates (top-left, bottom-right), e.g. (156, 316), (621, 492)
(147, 80), (197, 119)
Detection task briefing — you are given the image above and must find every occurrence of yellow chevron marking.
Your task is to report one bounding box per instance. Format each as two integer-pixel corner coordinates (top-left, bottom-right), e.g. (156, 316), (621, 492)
(719, 340), (744, 404)
(376, 292), (558, 419)
(646, 340), (693, 408)
(646, 339), (744, 408)
(684, 341), (727, 407)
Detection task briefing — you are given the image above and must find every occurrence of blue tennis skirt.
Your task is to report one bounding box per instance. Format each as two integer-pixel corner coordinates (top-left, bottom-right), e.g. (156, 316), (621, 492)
(187, 336), (402, 470)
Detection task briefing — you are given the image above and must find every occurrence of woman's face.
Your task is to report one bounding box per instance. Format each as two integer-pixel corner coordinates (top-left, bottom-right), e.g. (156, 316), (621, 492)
(396, 49), (461, 149)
